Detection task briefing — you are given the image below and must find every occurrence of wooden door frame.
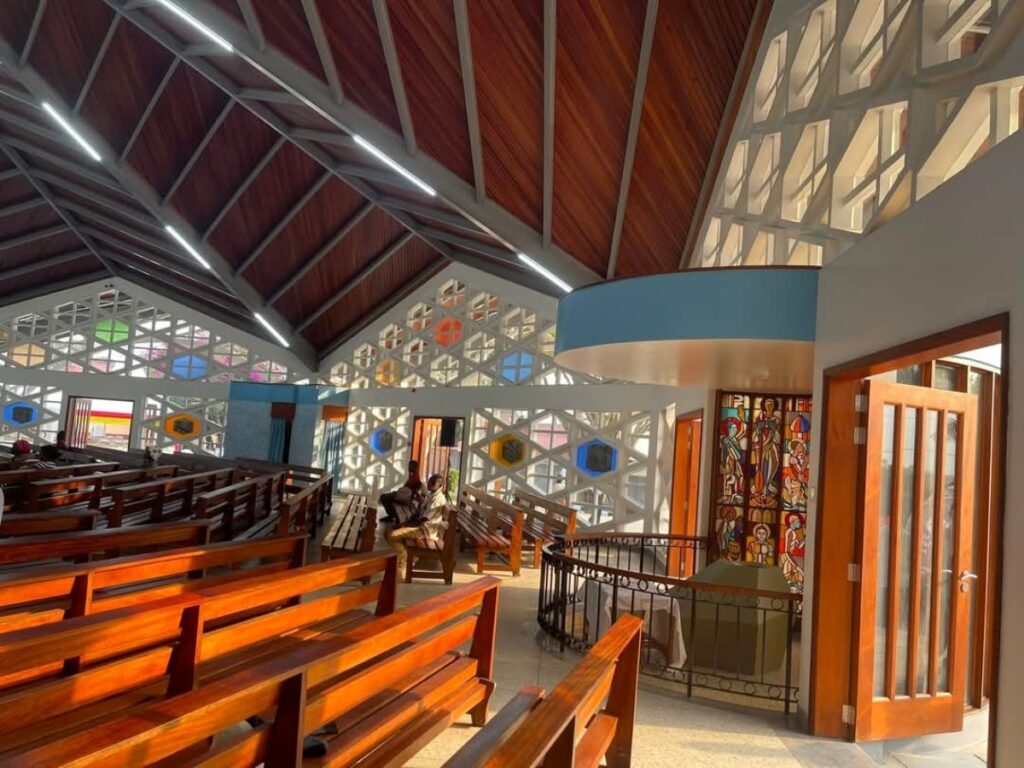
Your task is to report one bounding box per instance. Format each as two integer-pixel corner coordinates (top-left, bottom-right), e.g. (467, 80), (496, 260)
(808, 313), (1008, 766)
(669, 409), (703, 576)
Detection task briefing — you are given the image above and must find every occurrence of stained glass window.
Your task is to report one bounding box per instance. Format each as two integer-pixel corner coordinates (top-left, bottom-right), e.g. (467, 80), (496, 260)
(710, 391), (812, 592)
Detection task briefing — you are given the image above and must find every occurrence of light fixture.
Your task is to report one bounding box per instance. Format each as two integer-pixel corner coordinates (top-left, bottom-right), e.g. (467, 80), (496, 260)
(254, 312), (290, 348)
(153, 0), (234, 52)
(41, 103), (101, 161)
(517, 253), (573, 293)
(164, 225), (212, 270)
(352, 135), (436, 196)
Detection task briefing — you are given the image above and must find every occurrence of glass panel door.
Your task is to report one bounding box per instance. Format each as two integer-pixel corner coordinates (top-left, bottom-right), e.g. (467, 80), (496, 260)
(854, 380), (977, 741)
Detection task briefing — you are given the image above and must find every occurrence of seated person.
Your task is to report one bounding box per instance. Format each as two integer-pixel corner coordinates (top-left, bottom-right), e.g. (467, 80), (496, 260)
(55, 430), (68, 451)
(384, 474), (449, 575)
(379, 459), (423, 524)
(11, 441), (58, 470)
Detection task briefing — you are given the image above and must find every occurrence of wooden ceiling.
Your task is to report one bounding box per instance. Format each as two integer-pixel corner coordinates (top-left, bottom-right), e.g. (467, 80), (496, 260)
(0, 0), (766, 366)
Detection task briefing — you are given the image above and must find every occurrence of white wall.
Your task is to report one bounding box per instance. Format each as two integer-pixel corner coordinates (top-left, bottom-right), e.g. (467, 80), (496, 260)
(804, 131), (1024, 761)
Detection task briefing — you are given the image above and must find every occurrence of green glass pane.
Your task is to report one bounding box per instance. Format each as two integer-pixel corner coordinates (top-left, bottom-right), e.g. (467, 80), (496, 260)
(95, 318), (130, 344)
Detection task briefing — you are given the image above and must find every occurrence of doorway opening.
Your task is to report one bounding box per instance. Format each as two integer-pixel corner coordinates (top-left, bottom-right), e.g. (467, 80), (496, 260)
(65, 396), (134, 451)
(668, 410), (702, 577)
(810, 315), (1006, 767)
(411, 416), (465, 500)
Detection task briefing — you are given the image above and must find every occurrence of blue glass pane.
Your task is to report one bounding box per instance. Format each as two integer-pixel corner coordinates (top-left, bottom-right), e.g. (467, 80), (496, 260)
(170, 355), (208, 380)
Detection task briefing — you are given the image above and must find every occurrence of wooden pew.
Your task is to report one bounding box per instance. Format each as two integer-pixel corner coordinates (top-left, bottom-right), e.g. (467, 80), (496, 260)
(0, 462), (120, 512)
(458, 486), (524, 576)
(276, 472), (334, 537)
(319, 491), (376, 561)
(5, 574), (498, 768)
(0, 552), (399, 755)
(192, 472), (284, 540)
(0, 510), (99, 537)
(0, 520), (211, 570)
(511, 489), (579, 568)
(21, 466), (178, 515)
(404, 506), (459, 584)
(239, 456), (335, 527)
(444, 614), (643, 767)
(0, 534), (307, 633)
(107, 468), (237, 527)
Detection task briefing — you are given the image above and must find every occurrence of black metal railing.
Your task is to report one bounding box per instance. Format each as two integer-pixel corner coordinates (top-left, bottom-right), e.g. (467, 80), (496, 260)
(538, 533), (801, 711)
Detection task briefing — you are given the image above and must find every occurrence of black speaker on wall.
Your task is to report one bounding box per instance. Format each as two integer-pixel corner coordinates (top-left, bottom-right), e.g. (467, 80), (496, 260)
(439, 418), (462, 447)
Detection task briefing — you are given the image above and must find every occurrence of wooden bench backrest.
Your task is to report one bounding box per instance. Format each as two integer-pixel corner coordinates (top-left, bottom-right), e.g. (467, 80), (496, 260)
(0, 535), (308, 630)
(0, 520), (212, 567)
(7, 574), (497, 768)
(0, 552), (399, 740)
(461, 486), (525, 538)
(0, 462), (120, 511)
(0, 510), (99, 537)
(22, 466), (177, 514)
(192, 472), (283, 536)
(107, 468), (237, 527)
(511, 489), (578, 536)
(452, 614), (643, 767)
(277, 472), (334, 534)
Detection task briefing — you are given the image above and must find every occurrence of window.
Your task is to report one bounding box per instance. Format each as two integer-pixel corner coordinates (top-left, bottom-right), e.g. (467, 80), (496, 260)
(752, 33), (787, 123)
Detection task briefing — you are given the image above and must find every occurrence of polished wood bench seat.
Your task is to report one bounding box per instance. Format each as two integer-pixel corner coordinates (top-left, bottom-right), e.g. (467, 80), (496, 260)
(192, 472), (284, 540)
(320, 491), (375, 561)
(404, 506), (459, 584)
(510, 489), (578, 568)
(3, 574), (497, 768)
(21, 466), (177, 516)
(106, 468), (237, 528)
(0, 534), (307, 633)
(0, 520), (212, 570)
(0, 551), (398, 755)
(0, 509), (100, 537)
(0, 462), (120, 513)
(444, 614), (643, 767)
(458, 486), (524, 576)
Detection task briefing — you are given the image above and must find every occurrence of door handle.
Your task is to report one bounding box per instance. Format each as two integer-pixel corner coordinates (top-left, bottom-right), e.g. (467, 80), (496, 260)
(959, 570), (978, 581)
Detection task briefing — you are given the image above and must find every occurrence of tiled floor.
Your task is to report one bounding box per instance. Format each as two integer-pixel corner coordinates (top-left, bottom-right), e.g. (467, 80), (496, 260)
(385, 552), (884, 767)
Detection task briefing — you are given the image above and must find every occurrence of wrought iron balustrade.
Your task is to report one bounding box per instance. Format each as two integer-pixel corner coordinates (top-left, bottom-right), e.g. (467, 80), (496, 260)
(537, 533), (801, 711)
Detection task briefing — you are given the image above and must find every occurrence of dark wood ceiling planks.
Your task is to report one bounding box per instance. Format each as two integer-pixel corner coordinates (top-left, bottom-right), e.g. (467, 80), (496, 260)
(0, 0), (766, 358)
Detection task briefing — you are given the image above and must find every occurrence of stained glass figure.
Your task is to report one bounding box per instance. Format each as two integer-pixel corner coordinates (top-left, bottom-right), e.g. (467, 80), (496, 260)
(779, 512), (807, 590)
(745, 522), (776, 565)
(710, 391), (812, 589)
(749, 397), (782, 508)
(715, 505), (745, 561)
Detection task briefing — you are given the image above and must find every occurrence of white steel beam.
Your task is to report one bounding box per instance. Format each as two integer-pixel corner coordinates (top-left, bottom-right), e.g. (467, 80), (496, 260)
(120, 58), (179, 161)
(0, 270), (110, 307)
(0, 43), (318, 368)
(0, 222), (67, 250)
(607, 0), (658, 279)
(150, 0), (600, 285)
(234, 169), (332, 275)
(300, 0), (343, 103)
(201, 134), (285, 240)
(74, 15), (121, 113)
(162, 98), (233, 203)
(237, 0), (266, 51)
(542, 0), (556, 248)
(296, 231), (416, 333)
(453, 0), (485, 203)
(371, 0), (416, 155)
(0, 197), (46, 219)
(20, 0), (47, 65)
(267, 202), (374, 305)
(0, 248), (91, 281)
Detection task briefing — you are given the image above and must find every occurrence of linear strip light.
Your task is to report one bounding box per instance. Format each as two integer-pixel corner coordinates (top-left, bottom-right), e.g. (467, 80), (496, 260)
(41, 103), (101, 161)
(518, 253), (573, 293)
(254, 312), (290, 348)
(153, 0), (234, 52)
(164, 225), (212, 270)
(353, 135), (436, 196)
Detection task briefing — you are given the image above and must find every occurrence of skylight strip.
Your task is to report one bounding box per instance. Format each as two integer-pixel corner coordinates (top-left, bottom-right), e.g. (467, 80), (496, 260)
(517, 253), (573, 293)
(40, 103), (101, 161)
(164, 225), (212, 270)
(254, 312), (290, 348)
(353, 135), (436, 196)
(153, 0), (234, 52)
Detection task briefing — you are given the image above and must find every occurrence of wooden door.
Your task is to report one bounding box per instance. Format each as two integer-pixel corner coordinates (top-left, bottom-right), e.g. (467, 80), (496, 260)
(854, 380), (977, 740)
(668, 413), (701, 577)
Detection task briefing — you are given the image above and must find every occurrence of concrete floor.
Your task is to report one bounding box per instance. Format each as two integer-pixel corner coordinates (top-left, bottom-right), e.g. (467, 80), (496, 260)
(383, 552), (882, 768)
